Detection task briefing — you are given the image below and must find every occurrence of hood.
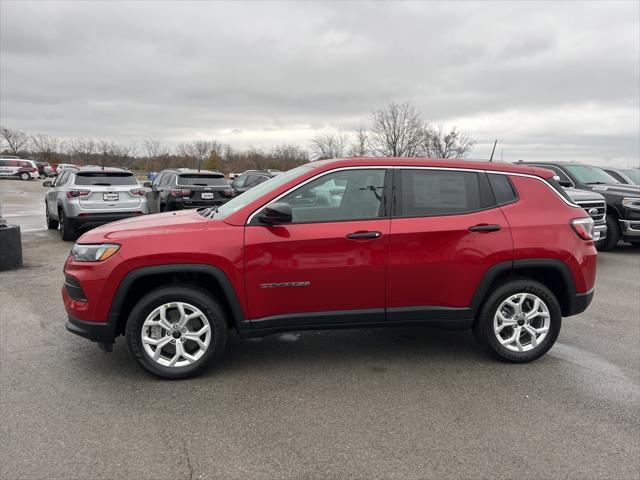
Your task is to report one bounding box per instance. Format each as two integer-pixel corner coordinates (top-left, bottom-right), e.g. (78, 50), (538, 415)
(564, 188), (605, 202)
(78, 209), (210, 243)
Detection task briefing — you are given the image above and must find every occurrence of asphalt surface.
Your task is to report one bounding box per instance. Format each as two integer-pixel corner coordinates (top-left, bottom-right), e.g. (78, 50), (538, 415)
(1, 179), (639, 480)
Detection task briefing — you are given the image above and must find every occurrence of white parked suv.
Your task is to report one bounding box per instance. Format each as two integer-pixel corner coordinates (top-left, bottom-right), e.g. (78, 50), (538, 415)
(0, 157), (39, 180)
(43, 166), (149, 240)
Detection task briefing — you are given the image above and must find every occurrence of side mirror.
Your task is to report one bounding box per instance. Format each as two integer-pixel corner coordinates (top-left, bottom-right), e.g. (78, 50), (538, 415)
(143, 181), (152, 187)
(259, 202), (292, 225)
(558, 180), (572, 188)
(42, 181), (53, 187)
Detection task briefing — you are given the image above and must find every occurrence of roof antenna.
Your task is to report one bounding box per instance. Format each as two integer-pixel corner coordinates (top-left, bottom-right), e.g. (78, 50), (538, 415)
(489, 139), (498, 162)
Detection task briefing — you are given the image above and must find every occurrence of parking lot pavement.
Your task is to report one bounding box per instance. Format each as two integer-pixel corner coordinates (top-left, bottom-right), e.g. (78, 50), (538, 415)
(0, 178), (46, 232)
(1, 183), (639, 480)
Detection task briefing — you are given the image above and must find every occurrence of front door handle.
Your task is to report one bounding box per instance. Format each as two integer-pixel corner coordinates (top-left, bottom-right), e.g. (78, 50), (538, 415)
(469, 224), (502, 232)
(346, 231), (382, 240)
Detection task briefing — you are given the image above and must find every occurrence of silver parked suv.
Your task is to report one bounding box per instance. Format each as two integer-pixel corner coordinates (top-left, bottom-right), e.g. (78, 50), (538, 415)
(43, 166), (149, 240)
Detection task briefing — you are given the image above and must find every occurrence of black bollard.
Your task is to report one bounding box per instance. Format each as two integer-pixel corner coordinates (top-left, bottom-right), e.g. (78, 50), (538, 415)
(0, 224), (23, 271)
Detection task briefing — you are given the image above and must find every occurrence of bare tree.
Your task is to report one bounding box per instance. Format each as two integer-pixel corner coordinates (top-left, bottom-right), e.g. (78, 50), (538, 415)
(310, 131), (349, 160)
(425, 125), (475, 159)
(177, 139), (225, 170)
(369, 102), (427, 157)
(348, 126), (369, 157)
(31, 134), (59, 162)
(1, 127), (30, 156)
(64, 138), (97, 165)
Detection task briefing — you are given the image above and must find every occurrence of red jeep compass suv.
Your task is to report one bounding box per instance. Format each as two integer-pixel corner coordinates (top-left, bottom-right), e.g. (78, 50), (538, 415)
(63, 158), (597, 379)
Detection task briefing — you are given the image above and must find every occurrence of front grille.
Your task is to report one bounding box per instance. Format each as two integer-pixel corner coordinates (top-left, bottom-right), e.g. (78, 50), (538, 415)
(65, 275), (87, 302)
(576, 200), (606, 223)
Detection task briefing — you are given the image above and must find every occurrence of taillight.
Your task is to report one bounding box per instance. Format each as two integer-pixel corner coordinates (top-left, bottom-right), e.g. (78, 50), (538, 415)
(570, 217), (595, 240)
(130, 188), (146, 196)
(169, 188), (191, 197)
(66, 190), (91, 198)
(223, 188), (235, 198)
(31, 167), (38, 172)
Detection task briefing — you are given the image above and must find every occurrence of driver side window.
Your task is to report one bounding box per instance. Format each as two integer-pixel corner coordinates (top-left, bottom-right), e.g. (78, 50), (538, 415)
(278, 169), (387, 223)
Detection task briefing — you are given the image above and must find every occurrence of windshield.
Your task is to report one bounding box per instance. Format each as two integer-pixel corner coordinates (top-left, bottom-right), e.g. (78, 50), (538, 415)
(74, 172), (138, 186)
(564, 165), (619, 185)
(215, 165), (313, 218)
(620, 169), (640, 185)
(178, 174), (228, 186)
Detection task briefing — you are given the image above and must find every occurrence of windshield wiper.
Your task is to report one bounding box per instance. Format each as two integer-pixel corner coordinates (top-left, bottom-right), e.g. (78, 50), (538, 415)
(585, 181), (607, 185)
(200, 206), (219, 218)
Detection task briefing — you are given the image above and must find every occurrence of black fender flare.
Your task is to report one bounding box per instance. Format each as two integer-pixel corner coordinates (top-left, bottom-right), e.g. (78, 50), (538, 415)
(107, 264), (247, 335)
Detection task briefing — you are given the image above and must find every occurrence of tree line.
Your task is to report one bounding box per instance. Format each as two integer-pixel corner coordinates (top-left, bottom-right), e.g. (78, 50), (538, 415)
(1, 102), (475, 173)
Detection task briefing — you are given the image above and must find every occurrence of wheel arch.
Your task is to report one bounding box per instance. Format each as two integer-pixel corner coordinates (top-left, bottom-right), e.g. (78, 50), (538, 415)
(472, 259), (578, 318)
(108, 264), (247, 338)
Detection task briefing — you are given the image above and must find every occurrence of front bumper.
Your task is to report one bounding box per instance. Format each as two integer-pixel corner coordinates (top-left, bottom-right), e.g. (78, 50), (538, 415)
(67, 212), (144, 230)
(619, 219), (640, 238)
(66, 315), (116, 351)
(593, 224), (607, 241)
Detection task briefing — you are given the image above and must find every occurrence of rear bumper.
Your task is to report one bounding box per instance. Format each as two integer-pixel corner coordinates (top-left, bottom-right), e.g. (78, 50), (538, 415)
(619, 219), (640, 238)
(67, 212), (144, 230)
(565, 288), (595, 317)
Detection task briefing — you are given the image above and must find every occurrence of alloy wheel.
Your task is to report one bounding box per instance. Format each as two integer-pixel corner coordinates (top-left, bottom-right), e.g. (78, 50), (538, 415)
(141, 302), (212, 368)
(493, 293), (550, 352)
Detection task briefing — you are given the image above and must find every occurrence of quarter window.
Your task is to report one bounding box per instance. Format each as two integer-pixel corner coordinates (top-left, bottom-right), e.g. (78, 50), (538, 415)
(276, 169), (386, 223)
(488, 174), (518, 205)
(396, 169), (494, 217)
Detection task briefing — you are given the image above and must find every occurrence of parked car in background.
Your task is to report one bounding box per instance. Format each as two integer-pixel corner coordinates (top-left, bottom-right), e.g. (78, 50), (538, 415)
(36, 162), (54, 178)
(231, 169), (279, 195)
(146, 168), (234, 213)
(519, 161), (640, 250)
(564, 188), (607, 243)
(43, 166), (148, 241)
(63, 157), (597, 378)
(0, 157), (39, 180)
(55, 163), (77, 174)
(599, 166), (639, 186)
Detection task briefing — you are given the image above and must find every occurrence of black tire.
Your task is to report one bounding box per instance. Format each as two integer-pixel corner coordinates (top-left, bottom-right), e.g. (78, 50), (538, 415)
(628, 241), (640, 247)
(595, 214), (620, 251)
(45, 203), (58, 229)
(20, 172), (30, 181)
(472, 278), (562, 363)
(125, 286), (228, 379)
(59, 209), (78, 241)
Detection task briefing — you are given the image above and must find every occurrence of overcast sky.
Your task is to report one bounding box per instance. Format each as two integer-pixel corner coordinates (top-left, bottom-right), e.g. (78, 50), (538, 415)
(1, 1), (638, 166)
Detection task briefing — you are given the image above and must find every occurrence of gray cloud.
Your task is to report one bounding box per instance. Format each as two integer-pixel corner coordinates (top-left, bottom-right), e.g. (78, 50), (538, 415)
(1, 1), (638, 166)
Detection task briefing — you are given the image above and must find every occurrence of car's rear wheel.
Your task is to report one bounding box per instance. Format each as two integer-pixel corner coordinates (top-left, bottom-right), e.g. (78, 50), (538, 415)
(125, 286), (228, 379)
(58, 209), (78, 241)
(20, 172), (30, 181)
(595, 214), (620, 251)
(45, 203), (58, 229)
(473, 279), (561, 362)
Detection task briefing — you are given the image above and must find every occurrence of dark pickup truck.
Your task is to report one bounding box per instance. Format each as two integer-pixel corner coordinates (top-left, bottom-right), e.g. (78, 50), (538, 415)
(520, 162), (640, 250)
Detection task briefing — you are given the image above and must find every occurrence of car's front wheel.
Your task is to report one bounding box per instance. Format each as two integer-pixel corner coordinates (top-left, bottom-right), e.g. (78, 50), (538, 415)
(125, 286), (228, 379)
(473, 279), (561, 362)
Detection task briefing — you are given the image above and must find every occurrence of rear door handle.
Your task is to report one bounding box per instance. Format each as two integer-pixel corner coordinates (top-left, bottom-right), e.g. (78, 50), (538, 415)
(346, 231), (382, 240)
(469, 224), (502, 232)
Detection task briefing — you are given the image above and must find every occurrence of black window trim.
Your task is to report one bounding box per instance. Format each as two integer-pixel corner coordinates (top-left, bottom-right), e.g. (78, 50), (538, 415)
(392, 167), (499, 219)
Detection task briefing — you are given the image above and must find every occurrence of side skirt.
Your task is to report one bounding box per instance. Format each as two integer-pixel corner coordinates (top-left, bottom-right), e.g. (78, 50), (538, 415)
(236, 307), (474, 338)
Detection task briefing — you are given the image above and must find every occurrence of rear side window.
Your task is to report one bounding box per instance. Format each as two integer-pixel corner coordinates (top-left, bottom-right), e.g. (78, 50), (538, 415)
(178, 174), (227, 186)
(396, 169), (494, 217)
(74, 172), (138, 186)
(488, 174), (518, 205)
(244, 175), (266, 188)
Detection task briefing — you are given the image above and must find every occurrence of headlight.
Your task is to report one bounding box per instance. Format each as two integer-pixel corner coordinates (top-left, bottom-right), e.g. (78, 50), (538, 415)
(71, 244), (120, 262)
(622, 198), (640, 210)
